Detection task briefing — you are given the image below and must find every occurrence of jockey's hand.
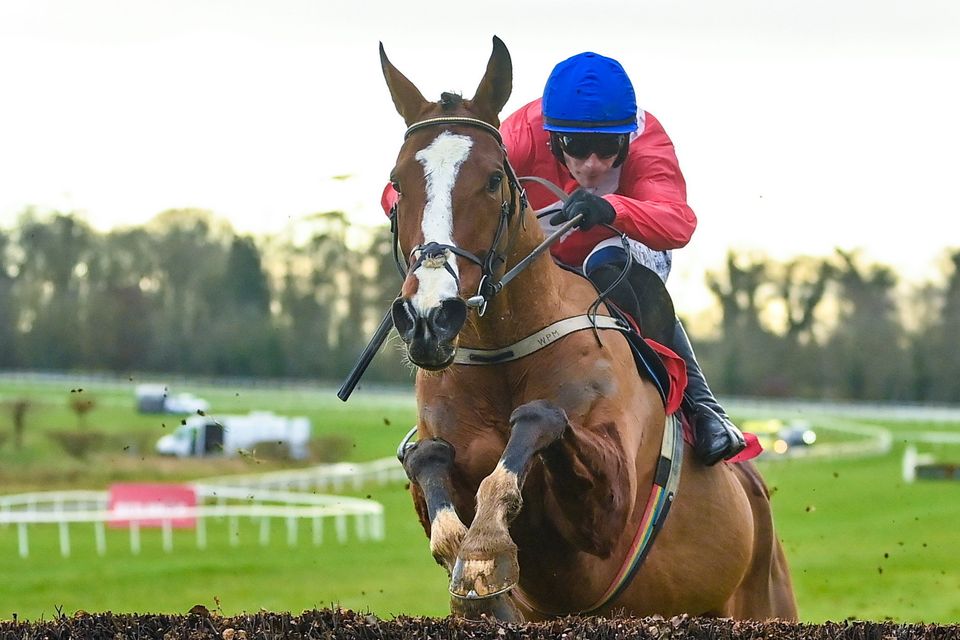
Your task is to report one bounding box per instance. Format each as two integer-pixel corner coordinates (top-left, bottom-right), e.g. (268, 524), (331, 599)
(549, 189), (616, 231)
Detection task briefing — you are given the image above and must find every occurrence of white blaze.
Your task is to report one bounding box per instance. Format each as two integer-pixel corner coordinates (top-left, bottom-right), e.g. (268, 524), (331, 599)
(412, 131), (473, 313)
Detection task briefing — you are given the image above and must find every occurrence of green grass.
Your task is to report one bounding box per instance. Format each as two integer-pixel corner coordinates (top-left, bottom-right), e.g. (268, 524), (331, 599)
(758, 445), (960, 622)
(0, 486), (449, 620)
(0, 378), (417, 491)
(0, 377), (959, 622)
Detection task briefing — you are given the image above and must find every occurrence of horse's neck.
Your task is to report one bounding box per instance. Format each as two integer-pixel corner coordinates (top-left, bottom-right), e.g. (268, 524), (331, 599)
(459, 226), (597, 348)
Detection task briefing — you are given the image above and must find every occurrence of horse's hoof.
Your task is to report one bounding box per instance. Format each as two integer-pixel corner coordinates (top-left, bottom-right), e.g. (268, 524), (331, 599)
(449, 553), (519, 599)
(451, 593), (524, 622)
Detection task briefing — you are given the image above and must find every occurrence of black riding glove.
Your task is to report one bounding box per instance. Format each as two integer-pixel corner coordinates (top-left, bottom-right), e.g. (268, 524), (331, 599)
(549, 189), (617, 231)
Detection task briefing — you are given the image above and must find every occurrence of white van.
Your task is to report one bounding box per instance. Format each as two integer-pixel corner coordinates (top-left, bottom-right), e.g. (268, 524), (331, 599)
(156, 411), (311, 459)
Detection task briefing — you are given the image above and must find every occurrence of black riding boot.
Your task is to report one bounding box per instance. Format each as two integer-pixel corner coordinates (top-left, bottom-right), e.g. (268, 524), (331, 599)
(669, 319), (746, 466)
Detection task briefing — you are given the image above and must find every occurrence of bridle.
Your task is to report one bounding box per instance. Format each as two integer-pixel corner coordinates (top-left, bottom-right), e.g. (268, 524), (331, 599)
(389, 116), (528, 316)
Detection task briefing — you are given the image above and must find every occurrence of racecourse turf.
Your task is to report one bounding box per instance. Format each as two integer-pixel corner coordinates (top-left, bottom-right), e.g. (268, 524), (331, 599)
(0, 377), (957, 622)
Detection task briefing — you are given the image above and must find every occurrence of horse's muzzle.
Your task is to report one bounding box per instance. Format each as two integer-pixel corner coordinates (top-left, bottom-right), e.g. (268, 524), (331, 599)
(392, 297), (468, 371)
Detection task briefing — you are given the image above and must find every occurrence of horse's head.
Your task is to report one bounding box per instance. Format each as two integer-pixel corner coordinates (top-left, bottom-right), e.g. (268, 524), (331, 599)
(381, 37), (516, 371)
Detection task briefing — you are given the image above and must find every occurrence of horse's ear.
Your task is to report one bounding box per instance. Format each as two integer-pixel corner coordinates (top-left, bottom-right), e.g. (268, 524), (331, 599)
(380, 42), (429, 126)
(470, 36), (512, 124)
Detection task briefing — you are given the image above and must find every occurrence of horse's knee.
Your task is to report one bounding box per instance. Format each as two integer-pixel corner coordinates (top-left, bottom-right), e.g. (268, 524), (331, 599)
(503, 401), (569, 474)
(510, 400), (568, 434)
(402, 437), (456, 483)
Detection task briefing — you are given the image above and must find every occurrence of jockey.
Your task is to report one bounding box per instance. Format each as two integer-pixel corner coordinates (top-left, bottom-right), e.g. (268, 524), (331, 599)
(499, 51), (745, 466)
(379, 51), (745, 466)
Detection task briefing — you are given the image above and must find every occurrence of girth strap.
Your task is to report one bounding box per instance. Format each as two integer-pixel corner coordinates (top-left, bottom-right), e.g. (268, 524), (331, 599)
(453, 315), (630, 365)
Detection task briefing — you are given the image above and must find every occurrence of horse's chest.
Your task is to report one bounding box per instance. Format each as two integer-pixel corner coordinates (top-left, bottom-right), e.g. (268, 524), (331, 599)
(419, 400), (510, 486)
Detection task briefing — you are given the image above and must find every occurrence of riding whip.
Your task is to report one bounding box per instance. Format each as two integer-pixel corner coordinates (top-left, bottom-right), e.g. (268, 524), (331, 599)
(337, 309), (394, 401)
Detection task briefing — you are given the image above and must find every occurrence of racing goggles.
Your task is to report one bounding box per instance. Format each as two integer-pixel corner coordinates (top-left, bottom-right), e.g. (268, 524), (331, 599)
(557, 133), (627, 160)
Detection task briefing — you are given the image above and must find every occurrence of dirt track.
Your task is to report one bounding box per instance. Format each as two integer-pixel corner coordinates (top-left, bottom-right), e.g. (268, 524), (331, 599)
(1, 608), (956, 640)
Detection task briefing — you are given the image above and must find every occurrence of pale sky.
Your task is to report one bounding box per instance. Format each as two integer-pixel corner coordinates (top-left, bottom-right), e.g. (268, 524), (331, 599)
(1, 0), (958, 315)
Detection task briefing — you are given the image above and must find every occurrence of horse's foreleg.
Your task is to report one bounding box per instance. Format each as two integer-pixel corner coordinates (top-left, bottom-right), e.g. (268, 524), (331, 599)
(402, 438), (467, 575)
(449, 400), (568, 615)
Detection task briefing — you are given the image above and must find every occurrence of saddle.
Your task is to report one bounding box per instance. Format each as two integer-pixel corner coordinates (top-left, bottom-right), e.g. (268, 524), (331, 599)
(563, 260), (685, 415)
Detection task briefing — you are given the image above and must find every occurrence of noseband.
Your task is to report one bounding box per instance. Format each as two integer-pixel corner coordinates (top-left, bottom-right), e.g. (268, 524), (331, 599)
(390, 116), (527, 316)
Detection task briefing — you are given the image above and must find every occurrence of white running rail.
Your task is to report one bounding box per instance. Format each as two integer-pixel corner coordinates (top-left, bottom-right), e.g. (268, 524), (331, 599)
(0, 460), (401, 558)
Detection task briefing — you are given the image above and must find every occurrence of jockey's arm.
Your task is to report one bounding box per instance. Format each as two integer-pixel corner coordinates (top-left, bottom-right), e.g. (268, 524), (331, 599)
(604, 118), (697, 252)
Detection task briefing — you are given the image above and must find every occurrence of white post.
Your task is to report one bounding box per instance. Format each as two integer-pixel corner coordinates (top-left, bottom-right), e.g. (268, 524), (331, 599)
(286, 516), (297, 546)
(130, 522), (141, 555)
(371, 512), (385, 541)
(229, 516), (239, 546)
(197, 517), (207, 550)
(259, 517), (270, 546)
(17, 523), (28, 558)
(312, 517), (323, 545)
(355, 513), (368, 542)
(94, 521), (106, 556)
(335, 514), (347, 544)
(903, 445), (918, 483)
(162, 520), (173, 553)
(58, 521), (71, 557)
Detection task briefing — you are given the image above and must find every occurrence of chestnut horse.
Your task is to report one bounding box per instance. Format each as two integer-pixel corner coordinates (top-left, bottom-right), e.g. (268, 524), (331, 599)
(380, 37), (797, 622)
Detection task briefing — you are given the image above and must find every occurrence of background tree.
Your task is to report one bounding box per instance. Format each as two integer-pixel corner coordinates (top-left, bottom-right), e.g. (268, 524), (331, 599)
(703, 252), (780, 395)
(278, 211), (351, 379)
(912, 250), (960, 402)
(12, 212), (94, 368)
(199, 235), (283, 376)
(0, 231), (18, 367)
(764, 256), (835, 396)
(0, 206), (954, 400)
(146, 209), (232, 373)
(821, 250), (909, 400)
(82, 227), (157, 371)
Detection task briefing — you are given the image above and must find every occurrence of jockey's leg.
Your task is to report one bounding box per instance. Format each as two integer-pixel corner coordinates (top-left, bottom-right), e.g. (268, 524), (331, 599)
(670, 319), (747, 465)
(587, 262), (643, 325)
(585, 250), (746, 466)
(401, 438), (467, 574)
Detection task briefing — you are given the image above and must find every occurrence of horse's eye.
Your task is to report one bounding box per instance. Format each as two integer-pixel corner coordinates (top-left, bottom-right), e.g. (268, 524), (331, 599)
(486, 173), (503, 193)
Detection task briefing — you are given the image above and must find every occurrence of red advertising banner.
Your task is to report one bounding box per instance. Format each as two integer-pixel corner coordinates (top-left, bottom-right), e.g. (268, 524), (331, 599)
(107, 483), (197, 528)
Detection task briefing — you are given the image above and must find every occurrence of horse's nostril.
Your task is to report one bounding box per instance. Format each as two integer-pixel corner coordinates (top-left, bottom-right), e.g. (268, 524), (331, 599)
(432, 298), (468, 342)
(392, 298), (416, 341)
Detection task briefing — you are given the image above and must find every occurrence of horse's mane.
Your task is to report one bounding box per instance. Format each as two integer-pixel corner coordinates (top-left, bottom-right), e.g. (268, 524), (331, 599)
(439, 92), (463, 112)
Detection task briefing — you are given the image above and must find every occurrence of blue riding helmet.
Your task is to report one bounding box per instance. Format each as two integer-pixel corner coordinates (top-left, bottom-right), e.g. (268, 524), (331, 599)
(542, 52), (638, 134)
